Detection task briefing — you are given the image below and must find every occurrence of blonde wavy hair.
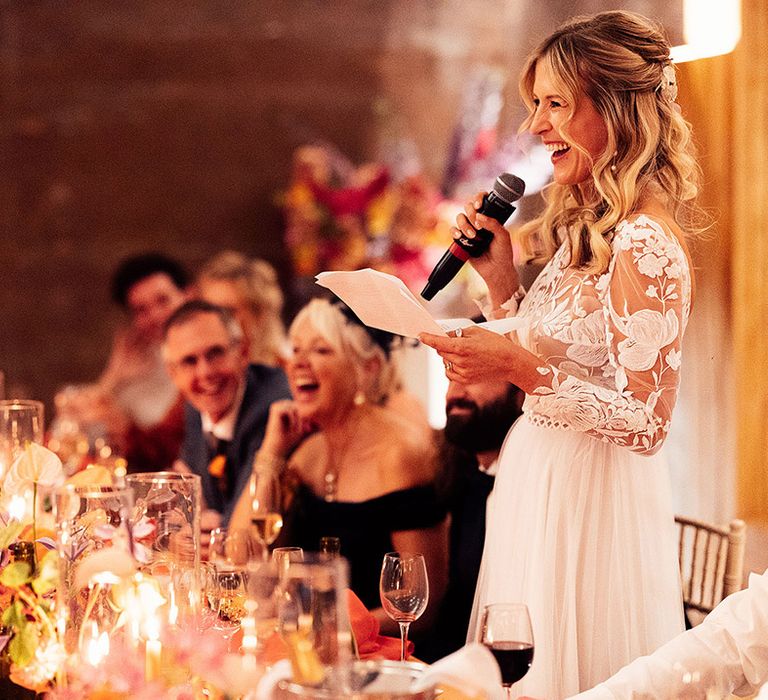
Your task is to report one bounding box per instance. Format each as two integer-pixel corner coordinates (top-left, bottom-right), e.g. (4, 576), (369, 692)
(289, 298), (397, 406)
(517, 11), (703, 273)
(199, 251), (287, 366)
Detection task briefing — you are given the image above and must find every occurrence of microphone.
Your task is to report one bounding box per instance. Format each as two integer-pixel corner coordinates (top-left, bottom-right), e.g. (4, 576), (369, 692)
(420, 173), (526, 301)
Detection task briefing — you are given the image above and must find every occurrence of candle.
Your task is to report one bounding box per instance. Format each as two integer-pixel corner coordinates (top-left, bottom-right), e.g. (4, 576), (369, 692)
(145, 638), (162, 681)
(145, 618), (162, 682)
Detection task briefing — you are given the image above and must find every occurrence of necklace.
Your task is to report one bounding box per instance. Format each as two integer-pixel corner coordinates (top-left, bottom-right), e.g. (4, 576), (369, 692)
(322, 405), (367, 502)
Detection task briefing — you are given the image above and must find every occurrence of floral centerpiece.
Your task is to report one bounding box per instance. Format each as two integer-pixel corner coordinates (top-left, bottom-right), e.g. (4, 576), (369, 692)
(0, 443), (66, 692)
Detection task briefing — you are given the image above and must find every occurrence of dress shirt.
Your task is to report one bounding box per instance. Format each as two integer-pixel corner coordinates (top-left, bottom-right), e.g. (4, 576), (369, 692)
(571, 569), (768, 699)
(201, 380), (246, 443)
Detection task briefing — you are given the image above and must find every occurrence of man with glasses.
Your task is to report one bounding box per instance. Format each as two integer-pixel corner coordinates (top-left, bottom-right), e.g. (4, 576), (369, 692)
(163, 300), (290, 528)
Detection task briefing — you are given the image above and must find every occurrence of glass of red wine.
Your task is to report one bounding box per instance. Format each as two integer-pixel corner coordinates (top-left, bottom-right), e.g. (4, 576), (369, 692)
(480, 603), (534, 698)
(379, 552), (429, 661)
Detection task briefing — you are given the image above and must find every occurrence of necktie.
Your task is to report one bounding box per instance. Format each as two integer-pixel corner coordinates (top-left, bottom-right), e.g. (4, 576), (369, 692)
(208, 437), (230, 494)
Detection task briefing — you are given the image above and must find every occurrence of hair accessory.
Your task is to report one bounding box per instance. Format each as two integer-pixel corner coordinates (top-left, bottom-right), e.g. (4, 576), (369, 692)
(330, 296), (395, 358)
(656, 62), (678, 103)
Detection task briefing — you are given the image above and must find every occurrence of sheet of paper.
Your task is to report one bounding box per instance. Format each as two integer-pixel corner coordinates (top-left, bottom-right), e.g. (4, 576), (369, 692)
(316, 269), (447, 337)
(315, 269), (527, 338)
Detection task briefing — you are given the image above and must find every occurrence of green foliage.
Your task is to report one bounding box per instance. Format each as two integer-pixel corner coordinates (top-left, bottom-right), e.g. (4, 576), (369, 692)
(0, 562), (31, 589)
(8, 622), (38, 667)
(1, 600), (26, 629)
(31, 551), (57, 596)
(0, 522), (24, 551)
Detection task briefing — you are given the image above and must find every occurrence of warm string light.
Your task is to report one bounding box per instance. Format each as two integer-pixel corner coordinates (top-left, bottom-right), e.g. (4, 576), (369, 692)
(671, 0), (741, 62)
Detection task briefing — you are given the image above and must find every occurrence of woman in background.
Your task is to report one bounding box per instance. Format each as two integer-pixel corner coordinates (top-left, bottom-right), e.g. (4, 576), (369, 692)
(198, 250), (288, 367)
(230, 297), (447, 633)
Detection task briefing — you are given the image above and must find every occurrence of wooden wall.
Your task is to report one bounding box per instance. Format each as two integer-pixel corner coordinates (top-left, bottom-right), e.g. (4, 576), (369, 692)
(0, 0), (683, 410)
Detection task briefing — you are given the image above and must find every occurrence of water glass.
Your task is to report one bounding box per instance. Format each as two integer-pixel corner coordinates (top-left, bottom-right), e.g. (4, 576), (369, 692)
(126, 472), (202, 617)
(379, 552), (429, 662)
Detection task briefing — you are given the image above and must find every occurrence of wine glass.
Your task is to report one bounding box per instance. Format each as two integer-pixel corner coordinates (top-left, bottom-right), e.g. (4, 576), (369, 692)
(480, 603), (535, 698)
(209, 527), (262, 568)
(248, 470), (283, 553)
(379, 552), (429, 661)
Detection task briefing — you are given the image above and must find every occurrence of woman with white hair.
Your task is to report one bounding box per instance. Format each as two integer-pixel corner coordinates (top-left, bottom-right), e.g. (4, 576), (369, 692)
(229, 297), (447, 632)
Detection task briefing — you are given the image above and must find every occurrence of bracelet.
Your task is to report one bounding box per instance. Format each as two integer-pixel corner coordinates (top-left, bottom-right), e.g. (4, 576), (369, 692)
(253, 451), (287, 474)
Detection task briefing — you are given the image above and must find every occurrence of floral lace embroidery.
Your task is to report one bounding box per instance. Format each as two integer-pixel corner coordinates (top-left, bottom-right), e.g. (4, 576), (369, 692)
(515, 215), (691, 455)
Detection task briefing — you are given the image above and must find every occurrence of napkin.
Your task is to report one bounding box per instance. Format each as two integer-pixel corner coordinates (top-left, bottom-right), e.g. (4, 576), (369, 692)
(346, 589), (414, 660)
(411, 643), (504, 700)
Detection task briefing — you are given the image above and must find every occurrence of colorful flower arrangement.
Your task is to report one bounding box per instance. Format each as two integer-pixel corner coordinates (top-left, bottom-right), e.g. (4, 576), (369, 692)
(280, 144), (451, 294)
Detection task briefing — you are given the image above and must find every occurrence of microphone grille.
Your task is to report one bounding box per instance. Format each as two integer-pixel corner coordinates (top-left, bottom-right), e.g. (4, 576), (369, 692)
(493, 173), (526, 203)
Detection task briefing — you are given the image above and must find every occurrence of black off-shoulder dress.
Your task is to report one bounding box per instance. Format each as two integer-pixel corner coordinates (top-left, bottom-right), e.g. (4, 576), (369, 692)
(287, 482), (446, 610)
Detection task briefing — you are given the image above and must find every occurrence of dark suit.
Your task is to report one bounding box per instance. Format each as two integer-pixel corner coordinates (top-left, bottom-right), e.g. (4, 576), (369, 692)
(418, 445), (495, 662)
(179, 363), (290, 526)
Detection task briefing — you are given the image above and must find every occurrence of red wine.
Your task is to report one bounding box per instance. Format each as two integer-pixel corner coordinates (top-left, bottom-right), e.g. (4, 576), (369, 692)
(486, 641), (534, 686)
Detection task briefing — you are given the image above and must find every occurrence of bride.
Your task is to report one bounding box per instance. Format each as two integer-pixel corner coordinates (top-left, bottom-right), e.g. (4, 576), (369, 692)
(420, 10), (703, 698)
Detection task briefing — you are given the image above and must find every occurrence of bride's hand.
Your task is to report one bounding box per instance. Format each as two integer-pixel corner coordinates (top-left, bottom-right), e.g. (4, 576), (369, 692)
(419, 326), (546, 393)
(454, 191), (520, 305)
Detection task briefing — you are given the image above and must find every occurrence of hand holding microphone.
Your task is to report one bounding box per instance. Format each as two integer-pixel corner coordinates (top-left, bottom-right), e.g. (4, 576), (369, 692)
(420, 173), (526, 301)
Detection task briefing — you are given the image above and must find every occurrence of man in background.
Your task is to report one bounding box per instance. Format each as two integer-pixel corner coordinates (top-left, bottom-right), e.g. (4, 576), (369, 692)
(163, 300), (290, 527)
(419, 375), (525, 661)
(92, 253), (190, 470)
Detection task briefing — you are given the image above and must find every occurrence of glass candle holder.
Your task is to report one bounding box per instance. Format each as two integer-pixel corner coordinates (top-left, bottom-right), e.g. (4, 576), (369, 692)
(53, 484), (136, 657)
(246, 554), (351, 689)
(126, 471), (202, 619)
(0, 399), (44, 482)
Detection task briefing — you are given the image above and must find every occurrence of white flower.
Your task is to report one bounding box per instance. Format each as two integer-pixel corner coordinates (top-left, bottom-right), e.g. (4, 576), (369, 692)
(545, 376), (605, 432)
(665, 261), (682, 279)
(74, 546), (136, 589)
(665, 348), (682, 370)
(636, 252), (668, 278)
(4, 443), (64, 492)
(617, 309), (679, 372)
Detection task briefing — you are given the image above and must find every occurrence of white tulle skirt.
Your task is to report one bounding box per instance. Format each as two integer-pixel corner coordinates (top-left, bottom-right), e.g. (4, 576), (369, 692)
(468, 417), (684, 698)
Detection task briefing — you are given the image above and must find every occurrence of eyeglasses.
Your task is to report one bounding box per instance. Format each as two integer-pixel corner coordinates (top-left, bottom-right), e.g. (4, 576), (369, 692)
(168, 342), (239, 374)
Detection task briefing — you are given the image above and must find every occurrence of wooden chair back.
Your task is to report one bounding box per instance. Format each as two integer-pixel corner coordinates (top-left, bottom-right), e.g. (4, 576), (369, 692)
(675, 515), (747, 621)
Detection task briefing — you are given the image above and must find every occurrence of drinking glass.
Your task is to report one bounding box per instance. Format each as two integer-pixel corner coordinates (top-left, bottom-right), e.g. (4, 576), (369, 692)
(209, 527), (262, 568)
(0, 399), (44, 482)
(126, 472), (202, 619)
(480, 603), (534, 698)
(272, 546), (304, 572)
(379, 552), (429, 661)
(248, 469), (283, 551)
(52, 484), (135, 655)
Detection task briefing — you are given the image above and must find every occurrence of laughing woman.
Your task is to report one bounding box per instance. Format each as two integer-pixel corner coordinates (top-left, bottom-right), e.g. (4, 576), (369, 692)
(419, 10), (703, 698)
(229, 297), (448, 632)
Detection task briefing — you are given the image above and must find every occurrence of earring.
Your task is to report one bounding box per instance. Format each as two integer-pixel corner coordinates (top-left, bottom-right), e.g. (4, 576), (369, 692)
(610, 151), (618, 173)
(353, 391), (366, 406)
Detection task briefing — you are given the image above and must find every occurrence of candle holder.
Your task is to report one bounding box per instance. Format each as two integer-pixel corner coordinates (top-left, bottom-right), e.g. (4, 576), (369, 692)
(246, 554), (352, 690)
(0, 399), (43, 482)
(52, 484), (136, 658)
(126, 472), (202, 620)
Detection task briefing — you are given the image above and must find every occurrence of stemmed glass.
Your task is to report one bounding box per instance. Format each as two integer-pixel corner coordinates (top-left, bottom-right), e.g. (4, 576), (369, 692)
(248, 470), (283, 554)
(379, 552), (429, 661)
(207, 528), (261, 648)
(480, 603), (535, 699)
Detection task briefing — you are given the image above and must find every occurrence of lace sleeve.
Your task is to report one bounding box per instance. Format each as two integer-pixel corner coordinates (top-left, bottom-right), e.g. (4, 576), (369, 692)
(529, 216), (691, 455)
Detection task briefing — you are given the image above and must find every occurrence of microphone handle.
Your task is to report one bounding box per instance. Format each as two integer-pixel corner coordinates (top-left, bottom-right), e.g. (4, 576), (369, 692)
(454, 189), (517, 258)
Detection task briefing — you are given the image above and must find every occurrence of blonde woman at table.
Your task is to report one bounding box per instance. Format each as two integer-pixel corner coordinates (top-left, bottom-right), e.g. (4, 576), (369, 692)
(229, 297), (448, 634)
(419, 11), (703, 698)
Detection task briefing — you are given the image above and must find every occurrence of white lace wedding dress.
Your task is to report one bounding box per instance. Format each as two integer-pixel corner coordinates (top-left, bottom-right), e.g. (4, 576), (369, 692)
(468, 214), (690, 698)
